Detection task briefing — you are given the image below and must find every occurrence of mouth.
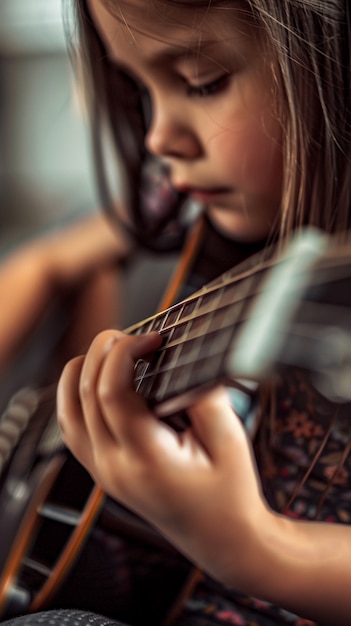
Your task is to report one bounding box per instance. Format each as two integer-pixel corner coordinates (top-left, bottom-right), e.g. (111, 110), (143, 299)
(174, 185), (231, 202)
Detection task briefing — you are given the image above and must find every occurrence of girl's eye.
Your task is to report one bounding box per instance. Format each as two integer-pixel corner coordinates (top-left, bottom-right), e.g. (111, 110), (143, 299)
(187, 74), (230, 98)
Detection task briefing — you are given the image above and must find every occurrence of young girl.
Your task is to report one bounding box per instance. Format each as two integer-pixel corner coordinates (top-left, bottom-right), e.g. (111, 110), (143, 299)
(3, 0), (351, 625)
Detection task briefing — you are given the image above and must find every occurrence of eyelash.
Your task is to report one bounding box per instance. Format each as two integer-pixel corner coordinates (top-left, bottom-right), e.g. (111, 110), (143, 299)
(187, 74), (230, 98)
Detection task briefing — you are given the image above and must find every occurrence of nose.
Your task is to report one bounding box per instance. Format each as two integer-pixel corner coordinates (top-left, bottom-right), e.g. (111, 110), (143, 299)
(145, 93), (202, 161)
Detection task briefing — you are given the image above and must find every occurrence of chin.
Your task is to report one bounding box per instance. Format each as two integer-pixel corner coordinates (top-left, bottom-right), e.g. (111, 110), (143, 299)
(207, 204), (274, 243)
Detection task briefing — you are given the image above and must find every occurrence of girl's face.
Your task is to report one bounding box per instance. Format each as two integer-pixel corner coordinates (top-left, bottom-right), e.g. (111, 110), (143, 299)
(89, 0), (283, 242)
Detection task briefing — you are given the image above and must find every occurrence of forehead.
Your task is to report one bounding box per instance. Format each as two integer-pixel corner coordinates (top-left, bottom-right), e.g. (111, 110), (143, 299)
(100, 0), (239, 20)
(89, 0), (255, 60)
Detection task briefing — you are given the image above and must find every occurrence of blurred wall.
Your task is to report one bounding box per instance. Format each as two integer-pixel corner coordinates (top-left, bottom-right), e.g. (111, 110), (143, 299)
(0, 0), (97, 251)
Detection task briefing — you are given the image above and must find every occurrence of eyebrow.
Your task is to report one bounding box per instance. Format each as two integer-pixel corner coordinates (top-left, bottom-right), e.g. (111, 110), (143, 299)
(151, 38), (226, 59)
(108, 36), (227, 74)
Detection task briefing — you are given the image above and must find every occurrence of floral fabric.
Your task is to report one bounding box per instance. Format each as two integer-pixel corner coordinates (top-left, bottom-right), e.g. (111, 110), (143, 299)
(262, 369), (351, 524)
(175, 369), (351, 626)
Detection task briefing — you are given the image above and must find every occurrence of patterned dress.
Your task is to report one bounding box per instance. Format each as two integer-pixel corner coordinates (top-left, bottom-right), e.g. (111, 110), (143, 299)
(174, 368), (351, 626)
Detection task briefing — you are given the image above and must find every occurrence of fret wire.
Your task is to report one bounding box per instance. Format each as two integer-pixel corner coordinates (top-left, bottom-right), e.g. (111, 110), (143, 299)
(149, 315), (168, 332)
(185, 300), (219, 360)
(134, 335), (174, 396)
(136, 366), (154, 397)
(164, 326), (234, 371)
(134, 286), (351, 404)
(149, 258), (348, 344)
(134, 359), (149, 393)
(182, 353), (224, 390)
(165, 307), (183, 327)
(165, 331), (227, 399)
(136, 314), (188, 398)
(132, 242), (351, 404)
(151, 353), (226, 403)
(134, 294), (256, 397)
(131, 236), (351, 413)
(149, 344), (183, 400)
(127, 238), (351, 341)
(129, 254), (274, 343)
(135, 274), (258, 349)
(161, 272), (255, 342)
(175, 316), (208, 366)
(134, 317), (182, 397)
(161, 295), (350, 374)
(126, 255), (274, 337)
(136, 294), (351, 404)
(135, 326), (234, 382)
(161, 293), (255, 349)
(176, 265), (267, 326)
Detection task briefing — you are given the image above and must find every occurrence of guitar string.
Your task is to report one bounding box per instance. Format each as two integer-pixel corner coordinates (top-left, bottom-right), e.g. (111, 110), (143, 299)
(132, 258), (351, 359)
(132, 257), (351, 400)
(126, 241), (351, 339)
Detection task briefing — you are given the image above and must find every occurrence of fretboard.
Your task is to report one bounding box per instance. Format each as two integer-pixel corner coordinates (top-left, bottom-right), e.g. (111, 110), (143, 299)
(126, 228), (351, 415)
(128, 247), (275, 417)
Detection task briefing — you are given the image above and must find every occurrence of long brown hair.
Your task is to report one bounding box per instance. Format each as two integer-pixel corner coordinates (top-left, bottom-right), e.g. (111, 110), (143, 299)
(248, 0), (351, 239)
(65, 0), (351, 248)
(65, 0), (189, 251)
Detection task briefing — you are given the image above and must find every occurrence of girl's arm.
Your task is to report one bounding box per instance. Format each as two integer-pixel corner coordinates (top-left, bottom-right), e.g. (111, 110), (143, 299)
(57, 330), (351, 626)
(0, 212), (132, 370)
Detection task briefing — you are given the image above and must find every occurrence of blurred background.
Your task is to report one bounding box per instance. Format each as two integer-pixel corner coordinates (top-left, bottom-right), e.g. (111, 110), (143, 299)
(0, 0), (97, 250)
(0, 0), (178, 326)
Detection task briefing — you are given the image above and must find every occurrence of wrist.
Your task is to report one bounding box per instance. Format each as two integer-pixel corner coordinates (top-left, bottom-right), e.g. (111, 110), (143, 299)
(219, 507), (300, 596)
(214, 502), (274, 591)
(226, 509), (351, 624)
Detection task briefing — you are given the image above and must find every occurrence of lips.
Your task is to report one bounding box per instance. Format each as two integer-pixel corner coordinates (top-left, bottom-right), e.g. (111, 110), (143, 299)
(174, 184), (231, 201)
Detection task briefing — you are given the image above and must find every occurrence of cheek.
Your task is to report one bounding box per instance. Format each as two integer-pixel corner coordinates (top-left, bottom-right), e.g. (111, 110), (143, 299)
(215, 117), (283, 193)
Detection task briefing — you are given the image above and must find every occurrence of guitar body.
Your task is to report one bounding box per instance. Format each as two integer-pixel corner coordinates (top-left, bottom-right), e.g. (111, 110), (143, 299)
(0, 380), (193, 619)
(0, 218), (211, 619)
(0, 386), (96, 616)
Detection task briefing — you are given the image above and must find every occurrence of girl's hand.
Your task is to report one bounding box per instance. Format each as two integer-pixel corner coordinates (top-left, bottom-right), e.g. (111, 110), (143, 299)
(57, 329), (268, 583)
(57, 330), (351, 624)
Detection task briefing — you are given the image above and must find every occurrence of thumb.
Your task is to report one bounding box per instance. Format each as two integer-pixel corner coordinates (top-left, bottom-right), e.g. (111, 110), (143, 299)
(187, 386), (245, 462)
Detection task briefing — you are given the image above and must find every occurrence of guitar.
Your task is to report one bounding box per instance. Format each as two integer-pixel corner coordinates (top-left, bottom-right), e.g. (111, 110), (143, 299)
(1, 222), (351, 619)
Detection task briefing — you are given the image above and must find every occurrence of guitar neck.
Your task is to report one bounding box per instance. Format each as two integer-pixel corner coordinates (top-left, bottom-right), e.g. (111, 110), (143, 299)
(127, 228), (351, 415)
(127, 245), (275, 417)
